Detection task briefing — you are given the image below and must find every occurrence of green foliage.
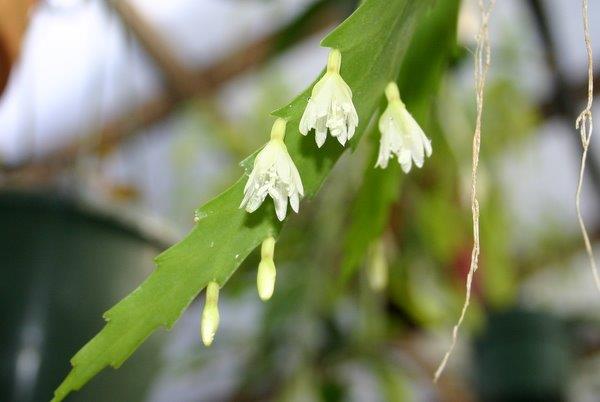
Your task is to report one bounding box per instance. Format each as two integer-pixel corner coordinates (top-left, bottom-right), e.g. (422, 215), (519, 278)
(52, 1), (436, 400)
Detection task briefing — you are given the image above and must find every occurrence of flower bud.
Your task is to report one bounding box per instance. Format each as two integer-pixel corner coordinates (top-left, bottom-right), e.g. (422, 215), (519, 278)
(368, 241), (388, 291)
(257, 259), (276, 301)
(201, 281), (220, 346)
(257, 237), (276, 301)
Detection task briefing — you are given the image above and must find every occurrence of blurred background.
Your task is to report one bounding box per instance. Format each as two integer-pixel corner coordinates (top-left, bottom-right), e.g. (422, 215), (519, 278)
(1, 0), (599, 401)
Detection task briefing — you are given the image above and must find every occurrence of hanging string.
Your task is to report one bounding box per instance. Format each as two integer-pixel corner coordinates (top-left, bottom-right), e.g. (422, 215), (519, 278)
(434, 0), (495, 383)
(575, 0), (600, 293)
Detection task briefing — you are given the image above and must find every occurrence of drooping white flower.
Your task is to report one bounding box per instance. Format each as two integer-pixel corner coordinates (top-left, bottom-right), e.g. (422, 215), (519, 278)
(375, 82), (432, 172)
(201, 281), (220, 347)
(240, 118), (304, 221)
(257, 236), (276, 301)
(299, 49), (358, 148)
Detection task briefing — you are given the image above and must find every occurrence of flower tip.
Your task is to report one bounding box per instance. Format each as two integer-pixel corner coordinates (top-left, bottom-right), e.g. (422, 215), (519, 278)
(257, 237), (277, 301)
(275, 202), (287, 221)
(201, 282), (220, 347)
(400, 160), (412, 174)
(257, 259), (276, 301)
(201, 326), (216, 347)
(316, 133), (326, 148)
(201, 306), (219, 347)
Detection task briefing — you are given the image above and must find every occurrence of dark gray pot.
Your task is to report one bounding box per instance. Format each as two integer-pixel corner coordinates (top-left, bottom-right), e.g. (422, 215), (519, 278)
(0, 192), (172, 402)
(474, 308), (572, 402)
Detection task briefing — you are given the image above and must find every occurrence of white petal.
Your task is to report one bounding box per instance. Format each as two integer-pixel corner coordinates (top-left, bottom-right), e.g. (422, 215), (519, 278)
(290, 191), (299, 213)
(315, 122), (327, 147)
(275, 155), (292, 185)
(375, 112), (398, 169)
(299, 100), (315, 135)
(240, 176), (255, 207)
(379, 135), (392, 168)
(272, 188), (288, 221)
(244, 189), (267, 213)
(411, 142), (425, 168)
(375, 152), (389, 169)
(290, 161), (304, 196)
(243, 171), (256, 193)
(399, 149), (412, 173)
(422, 135), (432, 157)
(400, 161), (412, 173)
(347, 115), (357, 140)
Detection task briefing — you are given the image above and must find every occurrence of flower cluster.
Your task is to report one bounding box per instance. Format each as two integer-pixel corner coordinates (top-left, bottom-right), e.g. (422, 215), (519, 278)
(204, 50), (433, 347)
(240, 49), (357, 223)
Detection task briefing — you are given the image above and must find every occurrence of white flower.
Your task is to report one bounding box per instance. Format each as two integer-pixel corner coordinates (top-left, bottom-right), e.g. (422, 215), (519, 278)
(240, 118), (304, 221)
(299, 49), (358, 148)
(257, 237), (276, 301)
(201, 281), (220, 347)
(375, 82), (432, 172)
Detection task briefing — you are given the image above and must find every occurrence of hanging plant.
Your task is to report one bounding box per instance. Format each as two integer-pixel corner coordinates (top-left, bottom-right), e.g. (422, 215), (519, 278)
(52, 1), (460, 400)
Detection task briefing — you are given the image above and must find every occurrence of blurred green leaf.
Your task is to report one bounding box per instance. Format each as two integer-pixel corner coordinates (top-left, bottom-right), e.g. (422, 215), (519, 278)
(482, 80), (540, 156)
(373, 359), (412, 402)
(480, 190), (517, 307)
(52, 0), (434, 400)
(340, 0), (461, 282)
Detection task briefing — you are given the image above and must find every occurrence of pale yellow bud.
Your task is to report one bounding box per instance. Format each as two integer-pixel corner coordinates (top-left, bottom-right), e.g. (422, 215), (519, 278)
(257, 259), (276, 301)
(257, 237), (276, 301)
(368, 241), (388, 291)
(201, 281), (220, 346)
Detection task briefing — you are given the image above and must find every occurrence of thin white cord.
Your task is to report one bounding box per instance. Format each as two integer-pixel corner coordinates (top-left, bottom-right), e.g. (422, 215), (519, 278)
(434, 0), (495, 383)
(575, 0), (600, 293)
